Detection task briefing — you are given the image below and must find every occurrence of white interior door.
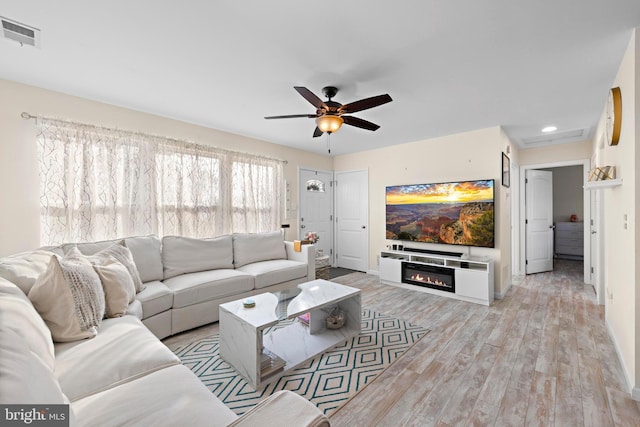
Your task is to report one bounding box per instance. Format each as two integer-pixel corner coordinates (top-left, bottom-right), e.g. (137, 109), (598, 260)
(525, 169), (554, 274)
(299, 169), (333, 263)
(590, 190), (605, 304)
(335, 170), (368, 272)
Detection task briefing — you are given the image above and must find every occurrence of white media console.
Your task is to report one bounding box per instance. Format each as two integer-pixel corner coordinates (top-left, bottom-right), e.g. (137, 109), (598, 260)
(379, 249), (494, 306)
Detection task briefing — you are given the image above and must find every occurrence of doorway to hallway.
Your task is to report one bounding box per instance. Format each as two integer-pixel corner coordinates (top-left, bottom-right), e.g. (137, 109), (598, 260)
(518, 160), (591, 284)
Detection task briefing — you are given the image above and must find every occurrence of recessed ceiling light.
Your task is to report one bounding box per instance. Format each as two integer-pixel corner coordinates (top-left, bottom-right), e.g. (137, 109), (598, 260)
(542, 126), (557, 133)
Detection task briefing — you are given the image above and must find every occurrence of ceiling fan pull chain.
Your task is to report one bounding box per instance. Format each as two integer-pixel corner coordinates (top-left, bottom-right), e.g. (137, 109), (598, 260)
(327, 133), (331, 154)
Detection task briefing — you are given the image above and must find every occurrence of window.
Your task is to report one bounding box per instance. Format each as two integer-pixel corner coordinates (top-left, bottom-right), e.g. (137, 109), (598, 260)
(232, 161), (279, 232)
(37, 119), (283, 245)
(306, 179), (326, 192)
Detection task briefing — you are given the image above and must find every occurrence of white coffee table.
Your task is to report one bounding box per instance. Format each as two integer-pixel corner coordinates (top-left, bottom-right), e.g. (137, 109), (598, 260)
(219, 279), (361, 389)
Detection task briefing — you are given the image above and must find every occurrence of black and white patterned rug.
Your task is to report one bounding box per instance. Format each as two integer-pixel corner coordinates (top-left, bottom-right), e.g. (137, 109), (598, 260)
(174, 308), (429, 416)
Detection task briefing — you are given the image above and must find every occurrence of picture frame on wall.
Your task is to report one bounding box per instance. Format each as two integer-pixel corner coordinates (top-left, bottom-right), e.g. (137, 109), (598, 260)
(502, 152), (510, 188)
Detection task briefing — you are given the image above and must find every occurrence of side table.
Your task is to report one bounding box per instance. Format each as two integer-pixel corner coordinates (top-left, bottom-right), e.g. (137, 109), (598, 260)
(315, 255), (330, 280)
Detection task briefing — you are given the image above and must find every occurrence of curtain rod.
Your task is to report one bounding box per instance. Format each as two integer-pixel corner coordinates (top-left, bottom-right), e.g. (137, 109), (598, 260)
(20, 111), (288, 165)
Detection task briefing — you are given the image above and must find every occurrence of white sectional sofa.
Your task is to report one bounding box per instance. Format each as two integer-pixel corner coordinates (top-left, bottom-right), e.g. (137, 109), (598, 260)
(0, 231), (328, 427)
(4, 231), (315, 340)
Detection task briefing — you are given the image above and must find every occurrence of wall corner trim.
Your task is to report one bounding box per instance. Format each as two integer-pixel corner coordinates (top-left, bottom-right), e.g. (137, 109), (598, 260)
(494, 282), (511, 300)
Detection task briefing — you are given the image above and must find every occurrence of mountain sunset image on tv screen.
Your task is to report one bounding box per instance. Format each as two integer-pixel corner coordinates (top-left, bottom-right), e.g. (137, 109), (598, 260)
(386, 179), (495, 248)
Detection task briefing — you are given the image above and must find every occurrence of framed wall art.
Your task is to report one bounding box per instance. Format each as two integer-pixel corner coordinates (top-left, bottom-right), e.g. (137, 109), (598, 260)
(502, 152), (510, 188)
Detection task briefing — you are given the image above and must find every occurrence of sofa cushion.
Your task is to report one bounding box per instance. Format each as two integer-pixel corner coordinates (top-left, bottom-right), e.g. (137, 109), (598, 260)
(135, 280), (173, 318)
(0, 249), (60, 294)
(0, 327), (69, 405)
(0, 278), (55, 370)
(29, 250), (106, 342)
(124, 235), (163, 283)
(54, 316), (180, 401)
(163, 269), (254, 309)
(162, 235), (234, 279)
(61, 236), (162, 283)
(236, 260), (308, 289)
(93, 258), (136, 318)
(125, 299), (143, 319)
(232, 231), (286, 268)
(71, 365), (237, 427)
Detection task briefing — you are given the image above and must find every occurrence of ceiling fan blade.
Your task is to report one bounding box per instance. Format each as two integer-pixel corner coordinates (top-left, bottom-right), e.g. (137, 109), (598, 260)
(339, 94), (392, 114)
(264, 114), (317, 119)
(313, 127), (323, 138)
(294, 87), (328, 110)
(343, 115), (380, 131)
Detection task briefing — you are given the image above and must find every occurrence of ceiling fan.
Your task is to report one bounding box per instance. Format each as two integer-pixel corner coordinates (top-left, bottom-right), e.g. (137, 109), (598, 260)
(264, 86), (392, 138)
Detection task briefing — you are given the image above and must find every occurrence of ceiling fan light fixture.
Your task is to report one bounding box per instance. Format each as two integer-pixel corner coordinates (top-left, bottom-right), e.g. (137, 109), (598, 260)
(316, 115), (344, 133)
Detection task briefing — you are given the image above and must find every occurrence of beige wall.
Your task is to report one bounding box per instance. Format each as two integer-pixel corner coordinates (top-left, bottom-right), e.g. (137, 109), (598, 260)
(0, 79), (332, 256)
(591, 29), (639, 396)
(0, 79), (515, 298)
(518, 140), (592, 166)
(333, 126), (513, 295)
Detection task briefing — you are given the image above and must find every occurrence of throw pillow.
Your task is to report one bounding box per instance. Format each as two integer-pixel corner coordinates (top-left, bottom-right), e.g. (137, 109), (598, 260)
(28, 249), (106, 342)
(93, 257), (136, 318)
(87, 241), (145, 293)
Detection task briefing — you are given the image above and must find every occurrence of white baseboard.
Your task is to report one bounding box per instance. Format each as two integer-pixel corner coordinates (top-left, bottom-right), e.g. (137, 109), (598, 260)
(367, 269), (380, 276)
(605, 318), (636, 399)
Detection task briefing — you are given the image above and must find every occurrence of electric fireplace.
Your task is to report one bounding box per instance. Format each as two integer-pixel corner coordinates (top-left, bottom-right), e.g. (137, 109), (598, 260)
(401, 262), (455, 293)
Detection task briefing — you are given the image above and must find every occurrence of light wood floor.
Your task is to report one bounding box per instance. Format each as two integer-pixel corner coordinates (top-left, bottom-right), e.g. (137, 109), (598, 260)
(164, 260), (640, 426)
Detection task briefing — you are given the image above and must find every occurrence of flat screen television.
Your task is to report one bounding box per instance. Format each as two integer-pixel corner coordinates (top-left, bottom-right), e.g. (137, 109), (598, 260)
(386, 179), (495, 248)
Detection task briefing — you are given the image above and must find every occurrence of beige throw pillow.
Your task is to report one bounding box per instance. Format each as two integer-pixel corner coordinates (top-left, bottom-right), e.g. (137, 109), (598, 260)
(93, 257), (136, 318)
(28, 250), (105, 342)
(89, 241), (145, 293)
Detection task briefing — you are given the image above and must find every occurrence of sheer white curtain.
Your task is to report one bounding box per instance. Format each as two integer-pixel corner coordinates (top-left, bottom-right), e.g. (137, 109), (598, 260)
(37, 118), (283, 245)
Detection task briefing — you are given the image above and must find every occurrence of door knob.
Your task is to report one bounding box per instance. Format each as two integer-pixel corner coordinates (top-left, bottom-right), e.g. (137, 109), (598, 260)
(362, 225), (366, 229)
(591, 230), (597, 234)
(300, 225), (306, 229)
(549, 225), (556, 229)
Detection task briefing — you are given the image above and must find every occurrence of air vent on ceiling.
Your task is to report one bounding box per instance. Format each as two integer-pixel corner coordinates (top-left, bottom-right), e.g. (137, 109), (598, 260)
(1, 16), (40, 48)
(521, 128), (586, 145)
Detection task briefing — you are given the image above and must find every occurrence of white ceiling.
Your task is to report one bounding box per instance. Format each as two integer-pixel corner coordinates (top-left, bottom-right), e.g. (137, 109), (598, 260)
(1, 1), (639, 156)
